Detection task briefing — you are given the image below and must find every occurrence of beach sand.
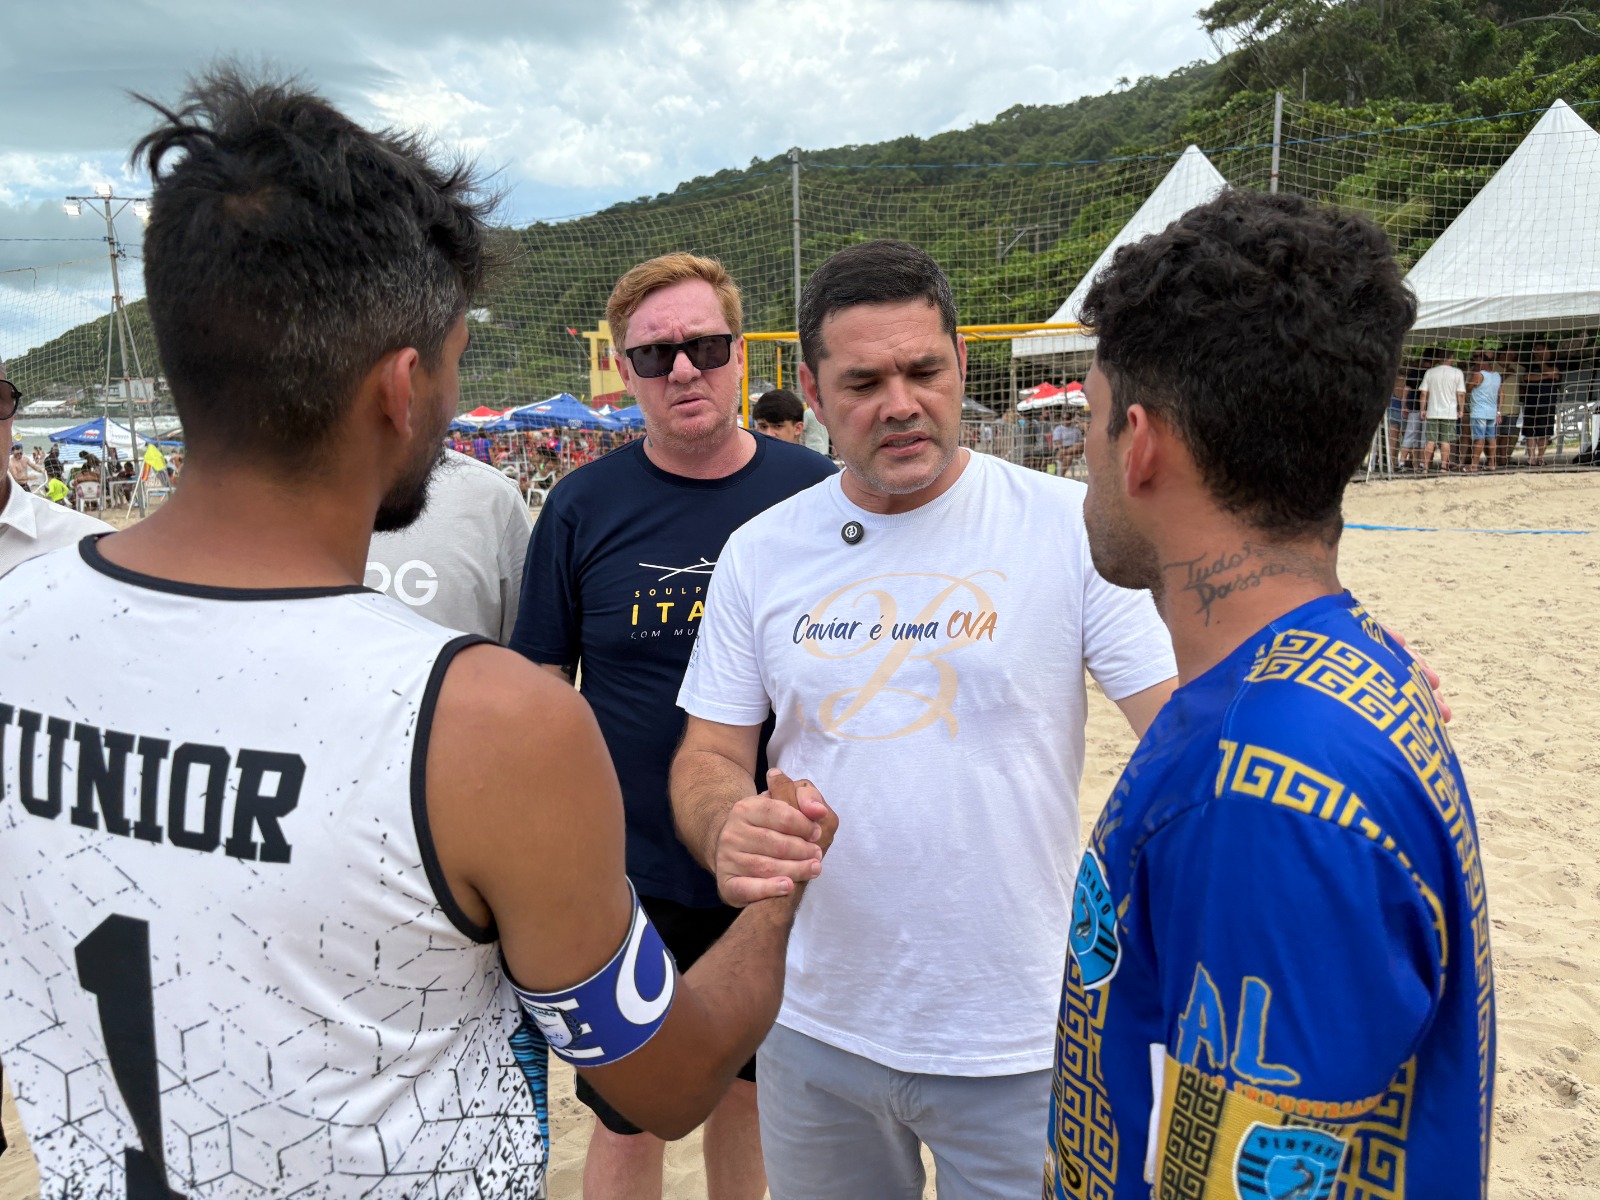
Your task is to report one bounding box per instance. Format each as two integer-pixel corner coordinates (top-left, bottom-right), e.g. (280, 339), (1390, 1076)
(2, 472), (1596, 1199)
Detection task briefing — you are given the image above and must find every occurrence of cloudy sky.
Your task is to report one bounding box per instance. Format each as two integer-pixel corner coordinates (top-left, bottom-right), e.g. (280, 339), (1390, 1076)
(0, 0), (1214, 360)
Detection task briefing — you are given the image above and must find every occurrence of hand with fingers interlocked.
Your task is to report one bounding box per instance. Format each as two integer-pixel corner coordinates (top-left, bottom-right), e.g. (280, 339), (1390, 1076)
(710, 769), (839, 908)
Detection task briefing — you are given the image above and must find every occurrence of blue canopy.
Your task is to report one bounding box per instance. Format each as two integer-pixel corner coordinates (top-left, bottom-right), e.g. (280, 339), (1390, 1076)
(48, 416), (182, 449)
(506, 393), (621, 432)
(610, 405), (647, 428)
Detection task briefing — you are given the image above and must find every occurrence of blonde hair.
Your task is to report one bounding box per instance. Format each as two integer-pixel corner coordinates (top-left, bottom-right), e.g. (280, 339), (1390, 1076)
(606, 253), (742, 351)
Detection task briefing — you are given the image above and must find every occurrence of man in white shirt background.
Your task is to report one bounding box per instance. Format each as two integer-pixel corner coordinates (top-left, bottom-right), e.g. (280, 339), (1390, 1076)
(366, 447), (532, 643)
(669, 239), (1178, 1198)
(0, 356), (112, 579)
(1418, 347), (1467, 473)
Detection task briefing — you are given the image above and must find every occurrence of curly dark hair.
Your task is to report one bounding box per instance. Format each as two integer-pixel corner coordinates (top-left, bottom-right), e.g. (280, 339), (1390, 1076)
(1081, 189), (1416, 538)
(133, 64), (499, 469)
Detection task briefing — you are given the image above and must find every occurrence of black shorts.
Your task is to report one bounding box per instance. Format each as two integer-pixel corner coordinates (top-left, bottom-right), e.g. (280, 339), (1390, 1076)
(573, 894), (756, 1136)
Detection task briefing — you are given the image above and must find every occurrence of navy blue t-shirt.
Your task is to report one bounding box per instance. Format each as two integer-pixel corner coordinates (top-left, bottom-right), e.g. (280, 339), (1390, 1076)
(510, 434), (837, 907)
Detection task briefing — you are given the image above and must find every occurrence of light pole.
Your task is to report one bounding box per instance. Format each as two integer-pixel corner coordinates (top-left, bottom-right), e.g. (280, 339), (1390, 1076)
(64, 185), (152, 514)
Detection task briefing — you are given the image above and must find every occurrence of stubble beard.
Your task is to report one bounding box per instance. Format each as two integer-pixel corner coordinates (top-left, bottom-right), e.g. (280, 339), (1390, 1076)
(374, 413), (449, 534)
(645, 393), (741, 458)
(1084, 488), (1163, 602)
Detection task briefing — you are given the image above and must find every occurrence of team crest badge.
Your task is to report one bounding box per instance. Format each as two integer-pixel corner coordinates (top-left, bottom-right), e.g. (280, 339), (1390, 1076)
(1233, 1123), (1346, 1200)
(1069, 849), (1120, 988)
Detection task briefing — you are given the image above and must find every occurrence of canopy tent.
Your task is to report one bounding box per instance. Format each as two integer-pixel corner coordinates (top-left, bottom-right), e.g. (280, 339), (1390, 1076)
(961, 397), (998, 419)
(1017, 381), (1064, 410)
(507, 393), (621, 431)
(1012, 145), (1229, 358)
(49, 417), (180, 454)
(610, 405), (648, 428)
(1407, 99), (1600, 336)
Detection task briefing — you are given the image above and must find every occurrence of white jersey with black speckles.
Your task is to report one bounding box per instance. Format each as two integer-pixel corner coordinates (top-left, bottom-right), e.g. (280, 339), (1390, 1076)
(0, 537), (547, 1198)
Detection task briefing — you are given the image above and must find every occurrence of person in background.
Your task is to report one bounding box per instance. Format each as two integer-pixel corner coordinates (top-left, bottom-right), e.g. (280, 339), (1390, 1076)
(1521, 342), (1561, 467)
(1418, 347), (1466, 473)
(0, 356), (111, 577)
(367, 447), (532, 643)
(1052, 411), (1085, 474)
(1466, 349), (1502, 472)
(751, 388), (807, 443)
(9, 443), (33, 493)
(1384, 371), (1409, 471)
(510, 252), (836, 1200)
(42, 443), (63, 482)
(1493, 348), (1521, 468)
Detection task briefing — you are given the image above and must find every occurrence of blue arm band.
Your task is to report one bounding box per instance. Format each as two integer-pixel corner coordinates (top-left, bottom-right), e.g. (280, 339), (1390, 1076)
(508, 884), (679, 1066)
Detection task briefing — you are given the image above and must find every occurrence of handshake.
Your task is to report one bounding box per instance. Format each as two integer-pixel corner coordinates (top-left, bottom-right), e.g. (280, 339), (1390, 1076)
(709, 769), (840, 908)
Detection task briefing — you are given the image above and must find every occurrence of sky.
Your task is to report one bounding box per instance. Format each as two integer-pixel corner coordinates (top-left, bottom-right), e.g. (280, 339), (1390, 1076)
(0, 0), (1214, 362)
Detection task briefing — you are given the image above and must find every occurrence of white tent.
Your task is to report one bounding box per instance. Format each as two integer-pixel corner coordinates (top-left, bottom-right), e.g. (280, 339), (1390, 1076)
(1012, 145), (1229, 358)
(1408, 99), (1600, 335)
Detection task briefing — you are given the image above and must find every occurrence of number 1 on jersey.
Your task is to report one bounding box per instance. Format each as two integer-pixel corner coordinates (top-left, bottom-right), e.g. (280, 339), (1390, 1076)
(75, 914), (186, 1199)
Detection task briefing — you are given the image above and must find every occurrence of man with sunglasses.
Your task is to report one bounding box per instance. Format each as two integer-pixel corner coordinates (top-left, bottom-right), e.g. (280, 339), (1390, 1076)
(510, 252), (835, 1200)
(0, 357), (111, 578)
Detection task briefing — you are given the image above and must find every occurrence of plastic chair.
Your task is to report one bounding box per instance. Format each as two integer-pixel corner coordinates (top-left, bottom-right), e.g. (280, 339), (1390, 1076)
(74, 481), (103, 513)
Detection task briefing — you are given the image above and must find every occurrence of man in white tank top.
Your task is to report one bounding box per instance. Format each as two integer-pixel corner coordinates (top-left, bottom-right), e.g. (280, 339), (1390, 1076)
(0, 68), (834, 1200)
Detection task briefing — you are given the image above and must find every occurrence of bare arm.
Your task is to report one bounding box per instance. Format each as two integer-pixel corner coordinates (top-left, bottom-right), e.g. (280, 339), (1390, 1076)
(671, 715), (835, 907)
(1112, 677), (1178, 739)
(538, 662), (573, 684)
(425, 645), (795, 1138)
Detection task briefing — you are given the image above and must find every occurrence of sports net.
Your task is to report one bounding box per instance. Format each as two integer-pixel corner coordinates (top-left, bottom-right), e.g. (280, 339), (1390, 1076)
(5, 96), (1597, 477)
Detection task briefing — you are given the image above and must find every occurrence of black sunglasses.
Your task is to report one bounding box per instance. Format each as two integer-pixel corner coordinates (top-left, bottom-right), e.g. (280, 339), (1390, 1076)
(0, 380), (20, 421)
(623, 334), (734, 379)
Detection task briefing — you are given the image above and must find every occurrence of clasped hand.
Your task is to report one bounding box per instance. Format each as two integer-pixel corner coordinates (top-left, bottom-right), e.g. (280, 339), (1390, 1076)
(713, 769), (839, 908)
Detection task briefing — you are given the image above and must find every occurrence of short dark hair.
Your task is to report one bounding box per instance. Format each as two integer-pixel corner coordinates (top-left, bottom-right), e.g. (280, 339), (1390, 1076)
(133, 66), (497, 469)
(1082, 189), (1416, 538)
(752, 389), (805, 425)
(798, 239), (957, 370)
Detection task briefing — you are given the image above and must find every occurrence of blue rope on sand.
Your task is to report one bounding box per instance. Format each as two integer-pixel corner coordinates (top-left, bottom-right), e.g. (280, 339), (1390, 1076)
(1347, 523), (1592, 535)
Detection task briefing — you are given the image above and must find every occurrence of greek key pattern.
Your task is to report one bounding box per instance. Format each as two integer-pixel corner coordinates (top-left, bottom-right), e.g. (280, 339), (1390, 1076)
(1334, 1059), (1416, 1200)
(1215, 741), (1447, 968)
(1158, 1063), (1226, 1199)
(1243, 625), (1491, 1197)
(1053, 953), (1118, 1200)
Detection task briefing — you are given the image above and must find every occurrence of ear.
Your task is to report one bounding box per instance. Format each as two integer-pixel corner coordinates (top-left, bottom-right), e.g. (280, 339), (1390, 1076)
(799, 362), (824, 421)
(371, 346), (422, 440)
(954, 332), (968, 382)
(733, 334), (746, 379)
(616, 347), (634, 392)
(1119, 403), (1163, 499)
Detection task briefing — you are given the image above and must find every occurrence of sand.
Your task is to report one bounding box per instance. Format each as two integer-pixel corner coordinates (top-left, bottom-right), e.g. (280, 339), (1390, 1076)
(2, 471), (1597, 1199)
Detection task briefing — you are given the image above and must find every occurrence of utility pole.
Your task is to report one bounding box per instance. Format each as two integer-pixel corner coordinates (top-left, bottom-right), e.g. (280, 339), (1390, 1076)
(790, 147), (802, 331)
(65, 187), (153, 514)
(1270, 92), (1285, 194)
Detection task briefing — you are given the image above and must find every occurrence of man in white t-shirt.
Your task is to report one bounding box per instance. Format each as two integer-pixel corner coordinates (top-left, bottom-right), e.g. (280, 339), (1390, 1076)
(1418, 348), (1466, 473)
(0, 357), (111, 579)
(670, 240), (1177, 1198)
(366, 447), (531, 641)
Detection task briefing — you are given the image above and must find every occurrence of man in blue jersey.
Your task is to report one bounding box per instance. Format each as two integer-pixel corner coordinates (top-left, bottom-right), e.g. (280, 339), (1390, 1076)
(510, 252), (836, 1199)
(1046, 189), (1494, 1200)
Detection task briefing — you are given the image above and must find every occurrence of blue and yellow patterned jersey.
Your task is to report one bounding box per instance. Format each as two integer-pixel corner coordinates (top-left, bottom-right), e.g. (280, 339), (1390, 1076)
(1046, 593), (1494, 1200)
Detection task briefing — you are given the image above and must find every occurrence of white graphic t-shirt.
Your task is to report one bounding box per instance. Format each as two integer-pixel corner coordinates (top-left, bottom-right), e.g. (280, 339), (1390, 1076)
(679, 451), (1175, 1074)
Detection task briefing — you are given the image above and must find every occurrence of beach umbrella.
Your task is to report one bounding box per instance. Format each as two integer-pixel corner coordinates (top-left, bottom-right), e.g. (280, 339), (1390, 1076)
(506, 393), (622, 431)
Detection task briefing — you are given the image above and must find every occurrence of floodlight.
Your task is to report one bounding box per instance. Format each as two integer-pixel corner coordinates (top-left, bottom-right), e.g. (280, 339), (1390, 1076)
(63, 201), (82, 217)
(93, 182), (113, 199)
(132, 200), (150, 222)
